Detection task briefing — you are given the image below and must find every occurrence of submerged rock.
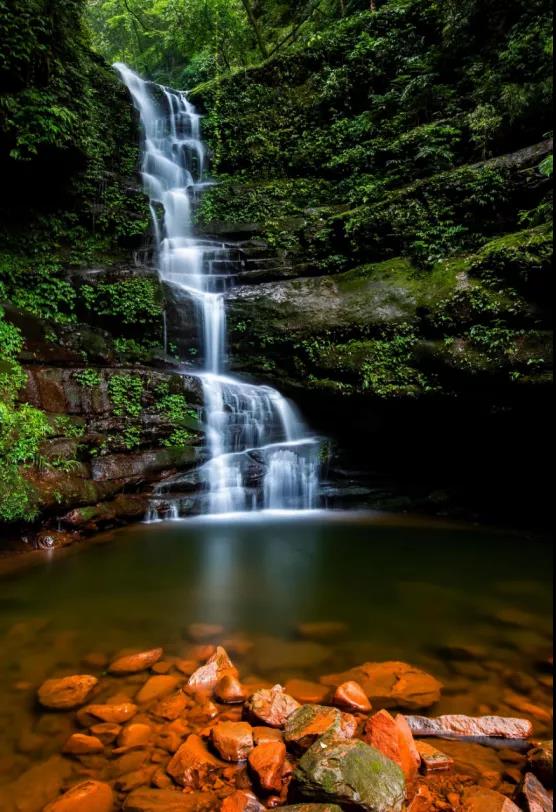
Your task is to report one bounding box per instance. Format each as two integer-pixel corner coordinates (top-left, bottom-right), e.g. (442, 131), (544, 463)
(123, 788), (217, 811)
(108, 648), (163, 674)
(221, 791), (266, 811)
(462, 786), (521, 812)
(293, 737), (406, 811)
(404, 713), (533, 739)
(43, 780), (114, 812)
(321, 661), (442, 710)
(62, 732), (104, 755)
(38, 674), (98, 709)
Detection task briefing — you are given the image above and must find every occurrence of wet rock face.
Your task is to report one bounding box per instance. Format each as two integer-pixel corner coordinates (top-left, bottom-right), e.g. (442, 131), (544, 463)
(321, 661), (443, 710)
(293, 738), (406, 812)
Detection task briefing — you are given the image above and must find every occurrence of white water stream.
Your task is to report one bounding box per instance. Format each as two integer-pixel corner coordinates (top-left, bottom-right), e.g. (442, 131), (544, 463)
(115, 65), (320, 516)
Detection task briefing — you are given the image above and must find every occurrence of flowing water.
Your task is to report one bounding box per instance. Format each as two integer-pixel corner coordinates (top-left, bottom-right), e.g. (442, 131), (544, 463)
(115, 64), (320, 518)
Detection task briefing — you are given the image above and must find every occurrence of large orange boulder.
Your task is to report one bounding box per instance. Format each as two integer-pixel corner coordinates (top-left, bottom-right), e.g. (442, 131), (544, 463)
(363, 710), (420, 780)
(108, 648), (163, 675)
(321, 661), (442, 710)
(38, 675), (98, 709)
(43, 780), (114, 812)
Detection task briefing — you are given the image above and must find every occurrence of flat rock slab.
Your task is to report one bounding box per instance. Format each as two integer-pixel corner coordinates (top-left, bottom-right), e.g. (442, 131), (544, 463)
(321, 661), (442, 710)
(294, 737), (406, 812)
(123, 788), (218, 811)
(405, 714), (533, 739)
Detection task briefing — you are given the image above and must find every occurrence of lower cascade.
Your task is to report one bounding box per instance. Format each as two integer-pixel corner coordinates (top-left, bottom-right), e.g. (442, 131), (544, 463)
(116, 64), (321, 518)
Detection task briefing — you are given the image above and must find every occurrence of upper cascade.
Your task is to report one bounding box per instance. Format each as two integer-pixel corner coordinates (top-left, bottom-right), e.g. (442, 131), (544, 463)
(115, 64), (321, 516)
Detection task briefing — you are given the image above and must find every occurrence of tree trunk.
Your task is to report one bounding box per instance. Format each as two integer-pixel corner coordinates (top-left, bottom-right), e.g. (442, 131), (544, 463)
(240, 0), (269, 59)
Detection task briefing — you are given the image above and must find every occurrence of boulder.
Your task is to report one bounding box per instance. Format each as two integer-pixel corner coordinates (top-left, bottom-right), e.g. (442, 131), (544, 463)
(294, 738), (406, 811)
(363, 710), (420, 780)
(248, 741), (287, 793)
(517, 772), (554, 812)
(404, 714), (533, 739)
(245, 685), (300, 728)
(527, 741), (553, 788)
(285, 704), (357, 753)
(211, 722), (254, 762)
(43, 781), (114, 812)
(123, 788), (217, 811)
(38, 675), (98, 709)
(108, 648), (163, 674)
(321, 661), (442, 710)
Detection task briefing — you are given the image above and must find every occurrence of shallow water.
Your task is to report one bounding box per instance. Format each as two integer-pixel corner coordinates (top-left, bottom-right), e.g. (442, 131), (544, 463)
(0, 512), (552, 784)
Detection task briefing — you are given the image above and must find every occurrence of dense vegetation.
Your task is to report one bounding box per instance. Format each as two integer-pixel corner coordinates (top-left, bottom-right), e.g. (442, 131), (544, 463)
(0, 0), (553, 526)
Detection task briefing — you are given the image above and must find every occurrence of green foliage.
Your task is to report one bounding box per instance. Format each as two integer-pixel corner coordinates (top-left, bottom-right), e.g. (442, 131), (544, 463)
(0, 254), (77, 324)
(108, 373), (143, 417)
(74, 369), (102, 387)
(80, 278), (163, 339)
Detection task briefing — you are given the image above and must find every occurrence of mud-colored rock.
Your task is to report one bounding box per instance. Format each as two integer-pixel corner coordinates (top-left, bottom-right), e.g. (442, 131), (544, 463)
(462, 785), (521, 811)
(80, 702), (138, 724)
(221, 790), (266, 811)
(245, 685), (301, 728)
(333, 680), (372, 713)
(294, 737), (406, 811)
(166, 734), (223, 786)
(517, 772), (554, 812)
(108, 648), (163, 675)
(152, 691), (188, 720)
(187, 647), (238, 693)
(321, 661), (442, 710)
(285, 704), (357, 753)
(136, 675), (180, 704)
(115, 767), (156, 792)
(123, 788), (218, 811)
(284, 680), (331, 705)
(62, 733), (104, 755)
(248, 741), (287, 793)
(211, 722), (254, 762)
(253, 727), (284, 746)
(404, 713), (533, 739)
(118, 723), (152, 749)
(215, 674), (247, 704)
(415, 741), (454, 772)
(527, 741), (553, 788)
(364, 711), (420, 780)
(38, 675), (98, 709)
(43, 780), (114, 812)
(0, 755), (72, 812)
(90, 722), (122, 744)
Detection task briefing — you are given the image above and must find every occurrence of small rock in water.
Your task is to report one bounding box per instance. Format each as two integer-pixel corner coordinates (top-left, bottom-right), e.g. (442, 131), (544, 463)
(517, 772), (554, 812)
(527, 740), (553, 788)
(166, 734), (223, 787)
(415, 740), (454, 772)
(221, 790), (266, 811)
(404, 713), (533, 739)
(118, 723), (152, 749)
(462, 785), (522, 811)
(136, 675), (180, 704)
(43, 780), (114, 812)
(248, 741), (287, 793)
(152, 691), (188, 720)
(62, 733), (104, 755)
(253, 727), (284, 745)
(321, 661), (443, 710)
(123, 787), (218, 811)
(90, 722), (122, 744)
(38, 674), (98, 709)
(364, 710), (420, 780)
(215, 674), (247, 704)
(108, 648), (163, 675)
(285, 679), (331, 705)
(245, 685), (301, 728)
(332, 680), (372, 713)
(187, 623), (225, 641)
(187, 647), (238, 693)
(211, 722), (254, 762)
(79, 702), (138, 724)
(294, 738), (406, 812)
(285, 704), (357, 754)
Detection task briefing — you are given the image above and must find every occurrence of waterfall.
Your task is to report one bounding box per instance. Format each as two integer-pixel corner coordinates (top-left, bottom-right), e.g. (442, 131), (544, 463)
(115, 64), (321, 516)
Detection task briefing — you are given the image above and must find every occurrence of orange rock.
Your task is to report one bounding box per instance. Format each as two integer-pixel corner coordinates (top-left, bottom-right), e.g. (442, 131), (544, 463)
(166, 734), (223, 787)
(82, 652), (109, 670)
(152, 691), (188, 720)
(248, 742), (286, 793)
(333, 681), (372, 713)
(187, 647), (238, 694)
(462, 786), (521, 811)
(211, 722), (254, 762)
(363, 709), (420, 779)
(215, 674), (247, 704)
(122, 788), (218, 810)
(321, 661), (443, 710)
(284, 679), (331, 705)
(416, 740), (454, 772)
(284, 704), (358, 753)
(253, 727), (284, 746)
(38, 675), (98, 709)
(136, 675), (180, 704)
(43, 780), (114, 812)
(115, 766), (156, 792)
(244, 685), (300, 728)
(108, 648), (163, 675)
(407, 785), (436, 811)
(118, 723), (152, 749)
(90, 723), (122, 744)
(81, 703), (138, 724)
(221, 790), (266, 811)
(62, 733), (104, 755)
